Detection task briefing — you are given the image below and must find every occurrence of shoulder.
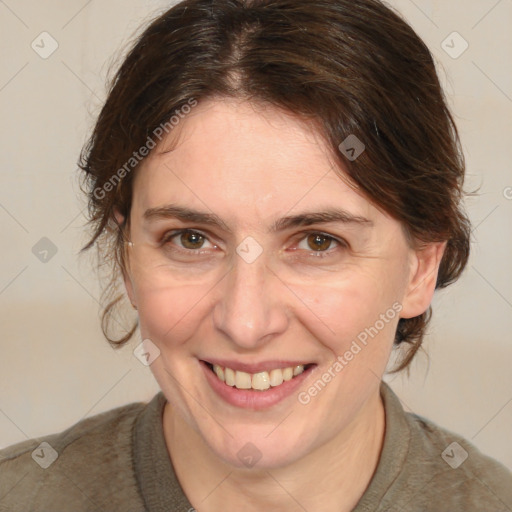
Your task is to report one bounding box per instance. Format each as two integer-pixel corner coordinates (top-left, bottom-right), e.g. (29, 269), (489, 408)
(1, 400), (144, 461)
(408, 411), (511, 506)
(381, 383), (512, 510)
(0, 398), (151, 512)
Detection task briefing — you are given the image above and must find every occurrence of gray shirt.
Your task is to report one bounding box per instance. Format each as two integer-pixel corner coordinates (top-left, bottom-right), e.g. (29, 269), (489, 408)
(1, 383), (511, 511)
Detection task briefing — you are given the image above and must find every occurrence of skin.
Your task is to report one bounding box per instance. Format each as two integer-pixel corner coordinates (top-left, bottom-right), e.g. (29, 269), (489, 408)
(120, 97), (445, 512)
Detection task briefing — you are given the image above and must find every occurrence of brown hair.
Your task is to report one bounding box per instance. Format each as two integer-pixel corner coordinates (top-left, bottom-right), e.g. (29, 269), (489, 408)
(79, 0), (471, 371)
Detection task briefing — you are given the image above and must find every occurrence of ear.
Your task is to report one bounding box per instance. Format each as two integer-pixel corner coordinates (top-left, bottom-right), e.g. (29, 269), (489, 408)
(400, 241), (447, 319)
(113, 208), (125, 227)
(113, 208), (137, 310)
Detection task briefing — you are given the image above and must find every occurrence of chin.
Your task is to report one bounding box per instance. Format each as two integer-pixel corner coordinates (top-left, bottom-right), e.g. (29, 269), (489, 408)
(201, 423), (315, 471)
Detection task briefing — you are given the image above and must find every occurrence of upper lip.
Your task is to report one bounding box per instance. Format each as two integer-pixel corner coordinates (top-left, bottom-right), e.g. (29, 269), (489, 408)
(201, 358), (315, 374)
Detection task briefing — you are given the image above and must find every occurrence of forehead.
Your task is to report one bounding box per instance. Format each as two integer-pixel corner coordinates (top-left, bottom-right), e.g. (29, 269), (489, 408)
(132, 98), (378, 225)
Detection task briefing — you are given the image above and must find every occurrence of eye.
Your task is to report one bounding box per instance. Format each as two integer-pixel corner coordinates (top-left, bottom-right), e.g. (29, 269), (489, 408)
(162, 229), (216, 252)
(297, 232), (339, 253)
(179, 230), (206, 249)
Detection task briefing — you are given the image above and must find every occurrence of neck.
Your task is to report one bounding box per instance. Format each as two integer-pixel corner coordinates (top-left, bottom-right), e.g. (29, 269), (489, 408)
(163, 389), (385, 512)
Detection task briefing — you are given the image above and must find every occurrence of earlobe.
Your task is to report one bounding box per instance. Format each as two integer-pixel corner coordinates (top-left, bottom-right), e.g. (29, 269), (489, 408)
(113, 208), (125, 227)
(400, 241), (446, 319)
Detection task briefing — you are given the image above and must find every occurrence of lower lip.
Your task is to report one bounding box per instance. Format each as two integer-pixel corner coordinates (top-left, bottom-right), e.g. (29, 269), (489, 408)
(200, 360), (315, 410)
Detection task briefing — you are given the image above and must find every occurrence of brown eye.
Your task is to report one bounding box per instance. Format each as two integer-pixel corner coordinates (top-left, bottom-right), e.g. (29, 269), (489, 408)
(306, 233), (333, 251)
(180, 230), (205, 249)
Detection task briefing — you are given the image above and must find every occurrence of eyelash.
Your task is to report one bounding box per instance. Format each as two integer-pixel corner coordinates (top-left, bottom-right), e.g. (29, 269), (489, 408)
(159, 229), (348, 259)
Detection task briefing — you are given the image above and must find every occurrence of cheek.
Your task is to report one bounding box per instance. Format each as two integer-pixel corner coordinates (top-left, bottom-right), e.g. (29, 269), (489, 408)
(134, 279), (213, 346)
(289, 270), (402, 357)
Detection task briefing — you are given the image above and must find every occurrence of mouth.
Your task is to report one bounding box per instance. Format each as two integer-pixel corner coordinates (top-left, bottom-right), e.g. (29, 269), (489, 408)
(201, 360), (316, 392)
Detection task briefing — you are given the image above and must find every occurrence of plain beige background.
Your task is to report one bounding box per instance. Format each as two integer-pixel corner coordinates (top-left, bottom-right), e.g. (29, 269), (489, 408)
(1, 0), (511, 473)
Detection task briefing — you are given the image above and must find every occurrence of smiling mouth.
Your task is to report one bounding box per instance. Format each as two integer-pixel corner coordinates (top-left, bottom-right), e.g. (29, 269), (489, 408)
(203, 362), (316, 391)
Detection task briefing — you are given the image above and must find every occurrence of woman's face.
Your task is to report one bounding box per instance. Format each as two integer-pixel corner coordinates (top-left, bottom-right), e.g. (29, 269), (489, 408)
(124, 98), (440, 469)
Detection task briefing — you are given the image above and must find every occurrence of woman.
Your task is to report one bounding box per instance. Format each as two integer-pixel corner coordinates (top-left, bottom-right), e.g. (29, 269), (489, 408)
(1, 0), (511, 510)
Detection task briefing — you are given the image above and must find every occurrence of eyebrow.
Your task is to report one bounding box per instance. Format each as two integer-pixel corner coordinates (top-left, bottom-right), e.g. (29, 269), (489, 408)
(143, 204), (373, 232)
(271, 209), (373, 231)
(143, 205), (230, 230)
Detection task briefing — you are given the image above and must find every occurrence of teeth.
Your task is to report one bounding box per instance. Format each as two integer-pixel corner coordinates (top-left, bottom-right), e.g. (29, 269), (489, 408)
(293, 365), (304, 376)
(214, 365), (225, 382)
(252, 372), (270, 390)
(235, 370), (252, 389)
(269, 369), (284, 387)
(282, 367), (294, 381)
(225, 367), (235, 386)
(212, 364), (306, 391)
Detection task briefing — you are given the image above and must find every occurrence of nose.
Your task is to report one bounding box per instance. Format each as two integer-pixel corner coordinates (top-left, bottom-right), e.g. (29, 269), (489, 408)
(213, 255), (289, 349)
